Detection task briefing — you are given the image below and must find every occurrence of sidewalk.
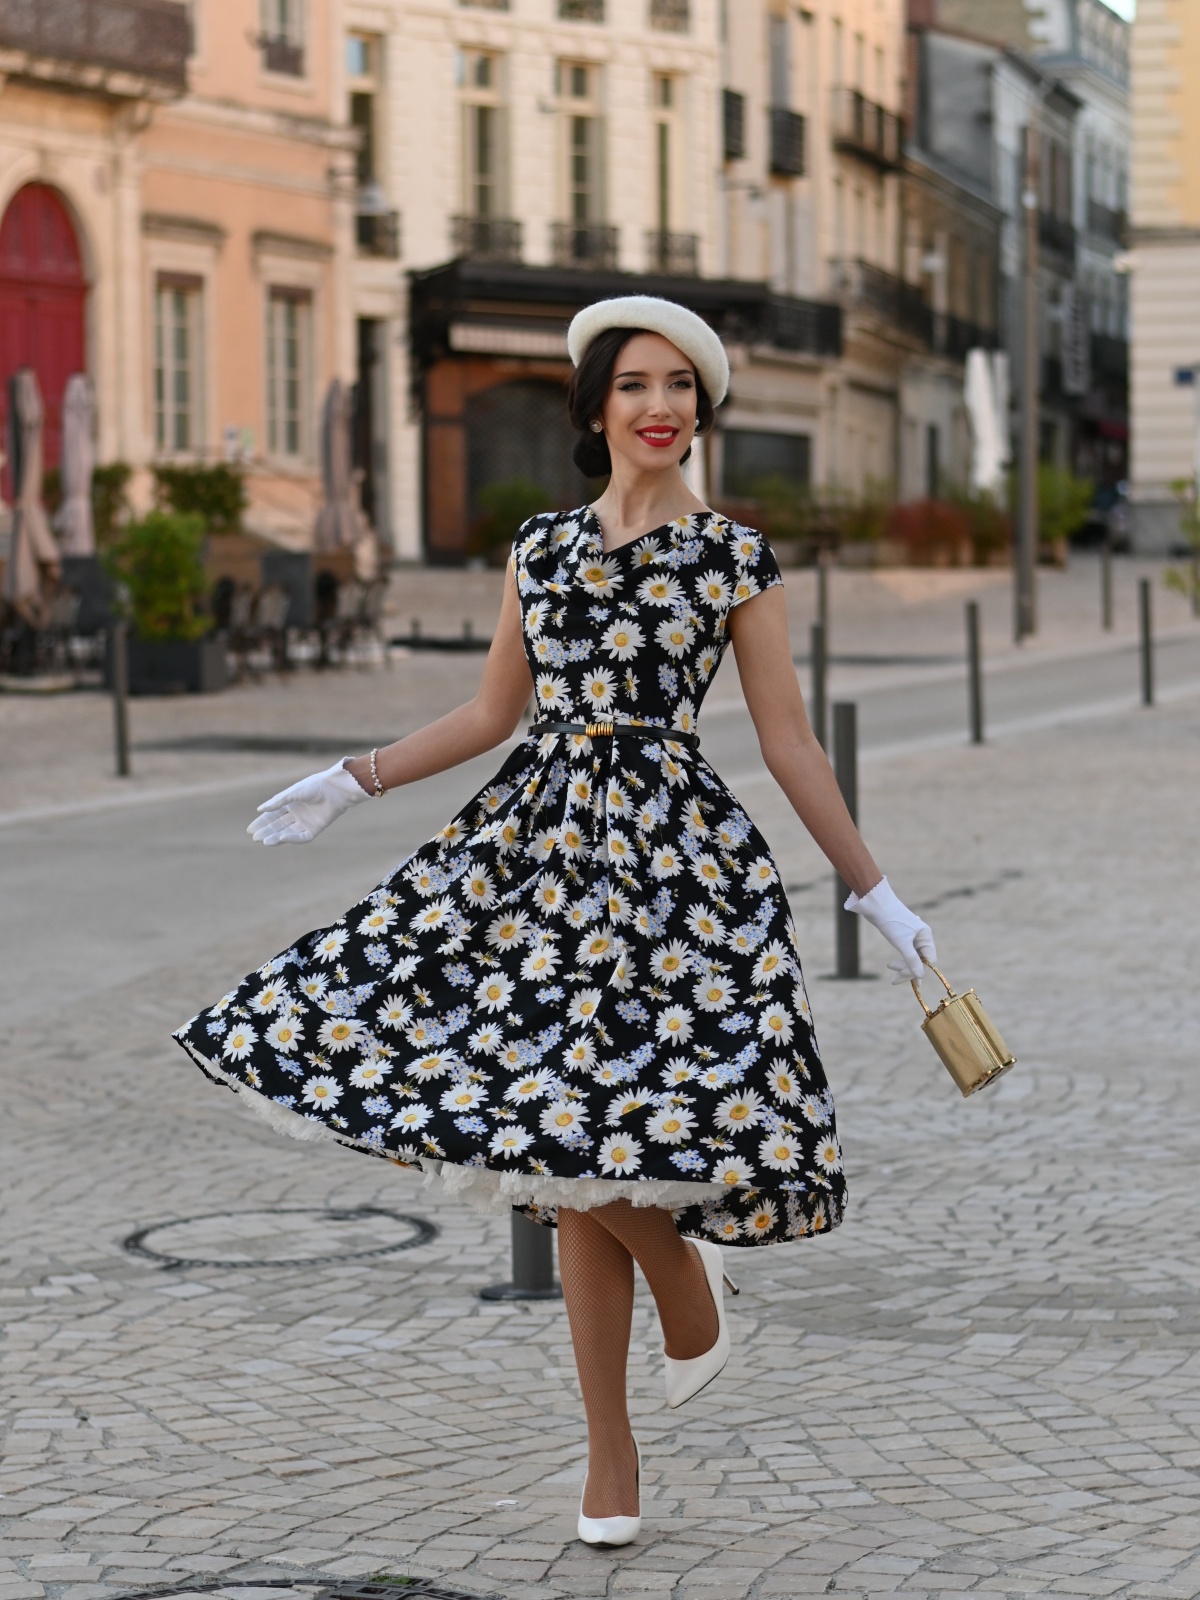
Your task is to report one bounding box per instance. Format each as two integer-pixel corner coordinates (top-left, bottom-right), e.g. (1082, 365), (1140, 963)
(2, 681), (1198, 1600)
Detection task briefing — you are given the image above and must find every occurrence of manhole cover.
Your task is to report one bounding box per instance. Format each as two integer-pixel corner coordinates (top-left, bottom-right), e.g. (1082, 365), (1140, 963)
(122, 1206), (438, 1269)
(104, 1578), (504, 1600)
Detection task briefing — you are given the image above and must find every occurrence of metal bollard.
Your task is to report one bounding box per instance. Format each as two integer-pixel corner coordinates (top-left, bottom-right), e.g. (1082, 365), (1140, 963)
(810, 621), (827, 751)
(111, 618), (131, 778)
(480, 1212), (562, 1302)
(1101, 536), (1114, 632)
(832, 702), (860, 980)
(966, 600), (984, 745)
(1139, 577), (1154, 706)
(816, 555), (830, 650)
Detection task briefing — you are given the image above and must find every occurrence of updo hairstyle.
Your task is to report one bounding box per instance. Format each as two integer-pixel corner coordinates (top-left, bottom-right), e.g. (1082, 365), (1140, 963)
(566, 324), (714, 478)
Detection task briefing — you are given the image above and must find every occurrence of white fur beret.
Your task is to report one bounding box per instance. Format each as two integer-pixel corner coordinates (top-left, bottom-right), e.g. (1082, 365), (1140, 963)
(567, 295), (730, 406)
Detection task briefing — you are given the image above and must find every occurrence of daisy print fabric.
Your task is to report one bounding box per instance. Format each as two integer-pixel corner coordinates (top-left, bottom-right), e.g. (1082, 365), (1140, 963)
(174, 508), (846, 1248)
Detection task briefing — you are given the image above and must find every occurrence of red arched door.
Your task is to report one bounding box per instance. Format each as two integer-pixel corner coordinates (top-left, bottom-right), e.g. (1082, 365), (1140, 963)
(0, 183), (87, 499)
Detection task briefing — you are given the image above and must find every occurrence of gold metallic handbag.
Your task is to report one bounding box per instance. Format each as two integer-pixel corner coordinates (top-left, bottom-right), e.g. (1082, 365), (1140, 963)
(911, 965), (1016, 1096)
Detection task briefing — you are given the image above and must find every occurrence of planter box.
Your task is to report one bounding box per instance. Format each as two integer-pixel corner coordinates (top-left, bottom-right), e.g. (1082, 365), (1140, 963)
(107, 633), (228, 694)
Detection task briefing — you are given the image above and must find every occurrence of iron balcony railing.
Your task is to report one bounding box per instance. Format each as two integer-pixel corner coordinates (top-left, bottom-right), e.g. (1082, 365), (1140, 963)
(260, 33), (304, 75)
(762, 295), (843, 358)
(550, 221), (619, 270)
(451, 215), (523, 264)
(831, 88), (903, 171)
(0, 0), (190, 91)
(1038, 211), (1077, 268)
(723, 89), (746, 162)
(831, 258), (932, 343)
(645, 230), (698, 275)
(1086, 198), (1128, 246)
(769, 108), (806, 177)
(356, 210), (401, 259)
(932, 313), (999, 362)
(649, 0), (690, 30)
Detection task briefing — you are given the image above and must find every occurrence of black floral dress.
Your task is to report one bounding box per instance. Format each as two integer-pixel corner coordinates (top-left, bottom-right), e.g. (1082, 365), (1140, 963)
(175, 508), (846, 1248)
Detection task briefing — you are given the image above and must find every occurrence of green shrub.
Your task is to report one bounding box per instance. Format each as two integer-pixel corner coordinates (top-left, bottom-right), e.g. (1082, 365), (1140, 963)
(474, 478), (556, 557)
(103, 510), (211, 641)
(152, 462), (246, 534)
(1165, 476), (1200, 615)
(1037, 465), (1094, 548)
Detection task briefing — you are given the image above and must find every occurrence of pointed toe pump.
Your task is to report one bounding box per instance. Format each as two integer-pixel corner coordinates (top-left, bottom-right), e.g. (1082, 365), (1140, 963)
(664, 1238), (739, 1409)
(577, 1436), (641, 1546)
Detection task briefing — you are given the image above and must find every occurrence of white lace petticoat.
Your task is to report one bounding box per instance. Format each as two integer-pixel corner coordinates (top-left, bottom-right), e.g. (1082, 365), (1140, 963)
(217, 1065), (725, 1215)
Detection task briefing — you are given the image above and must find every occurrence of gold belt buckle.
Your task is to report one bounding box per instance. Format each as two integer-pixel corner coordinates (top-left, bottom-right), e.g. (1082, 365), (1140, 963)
(585, 719), (615, 739)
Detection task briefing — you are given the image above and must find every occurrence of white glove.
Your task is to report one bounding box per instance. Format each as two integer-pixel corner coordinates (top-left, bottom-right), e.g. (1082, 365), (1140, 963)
(248, 759), (371, 845)
(845, 877), (937, 984)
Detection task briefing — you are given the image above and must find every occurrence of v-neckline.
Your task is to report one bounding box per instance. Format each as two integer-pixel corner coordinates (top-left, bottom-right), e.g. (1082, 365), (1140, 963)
(583, 504), (709, 561)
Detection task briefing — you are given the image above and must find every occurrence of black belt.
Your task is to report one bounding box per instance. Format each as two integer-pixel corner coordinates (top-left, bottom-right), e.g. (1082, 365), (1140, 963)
(536, 719), (699, 750)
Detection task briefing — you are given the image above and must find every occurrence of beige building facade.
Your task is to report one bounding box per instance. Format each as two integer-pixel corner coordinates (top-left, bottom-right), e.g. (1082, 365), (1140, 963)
(1129, 0), (1200, 550)
(0, 1), (355, 544)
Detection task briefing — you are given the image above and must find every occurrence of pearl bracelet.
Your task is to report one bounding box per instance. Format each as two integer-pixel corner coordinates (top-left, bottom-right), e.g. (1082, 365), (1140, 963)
(369, 747), (385, 798)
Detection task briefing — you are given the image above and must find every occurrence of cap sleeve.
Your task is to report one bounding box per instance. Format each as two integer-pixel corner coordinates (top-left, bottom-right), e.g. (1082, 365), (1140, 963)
(728, 525), (784, 610)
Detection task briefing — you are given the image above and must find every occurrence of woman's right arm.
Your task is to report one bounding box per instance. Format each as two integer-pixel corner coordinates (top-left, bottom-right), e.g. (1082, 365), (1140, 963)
(344, 562), (532, 795)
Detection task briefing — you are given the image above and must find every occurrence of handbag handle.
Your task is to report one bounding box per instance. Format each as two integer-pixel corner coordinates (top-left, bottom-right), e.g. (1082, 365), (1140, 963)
(910, 962), (957, 1018)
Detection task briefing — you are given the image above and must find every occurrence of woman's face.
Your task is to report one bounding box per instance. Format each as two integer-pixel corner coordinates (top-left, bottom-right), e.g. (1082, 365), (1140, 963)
(599, 332), (698, 475)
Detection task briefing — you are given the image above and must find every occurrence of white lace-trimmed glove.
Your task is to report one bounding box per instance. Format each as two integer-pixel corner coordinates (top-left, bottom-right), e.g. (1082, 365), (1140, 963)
(844, 876), (937, 984)
(248, 760), (371, 846)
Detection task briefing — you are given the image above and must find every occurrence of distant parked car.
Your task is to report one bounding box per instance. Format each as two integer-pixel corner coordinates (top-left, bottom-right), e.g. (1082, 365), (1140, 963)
(1072, 480), (1131, 552)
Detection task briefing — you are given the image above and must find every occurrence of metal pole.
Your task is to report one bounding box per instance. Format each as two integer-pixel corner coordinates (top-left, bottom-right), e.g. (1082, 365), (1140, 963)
(832, 702), (860, 980)
(816, 554), (830, 650)
(480, 1213), (562, 1302)
(1139, 576), (1154, 707)
(810, 622), (827, 751)
(966, 600), (984, 745)
(1016, 121), (1040, 641)
(1101, 532), (1114, 631)
(111, 618), (131, 777)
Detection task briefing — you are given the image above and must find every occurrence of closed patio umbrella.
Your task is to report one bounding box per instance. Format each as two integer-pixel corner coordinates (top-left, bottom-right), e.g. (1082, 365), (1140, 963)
(54, 372), (95, 556)
(314, 378), (362, 552)
(3, 368), (59, 626)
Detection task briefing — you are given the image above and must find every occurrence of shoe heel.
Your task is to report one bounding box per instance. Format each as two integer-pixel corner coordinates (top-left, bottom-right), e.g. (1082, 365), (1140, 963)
(723, 1272), (739, 1296)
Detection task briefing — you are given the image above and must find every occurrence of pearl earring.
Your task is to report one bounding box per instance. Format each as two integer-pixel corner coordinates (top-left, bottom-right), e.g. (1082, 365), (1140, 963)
(590, 420), (603, 433)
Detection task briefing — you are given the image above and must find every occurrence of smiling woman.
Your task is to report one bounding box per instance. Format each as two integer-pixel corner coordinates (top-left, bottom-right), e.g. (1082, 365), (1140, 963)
(173, 292), (941, 1551)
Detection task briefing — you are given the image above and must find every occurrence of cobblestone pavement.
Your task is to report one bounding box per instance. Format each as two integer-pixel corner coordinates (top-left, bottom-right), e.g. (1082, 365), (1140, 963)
(3, 681), (1200, 1598)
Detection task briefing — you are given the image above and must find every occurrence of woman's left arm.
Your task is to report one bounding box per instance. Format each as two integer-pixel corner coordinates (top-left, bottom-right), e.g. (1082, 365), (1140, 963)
(728, 586), (935, 980)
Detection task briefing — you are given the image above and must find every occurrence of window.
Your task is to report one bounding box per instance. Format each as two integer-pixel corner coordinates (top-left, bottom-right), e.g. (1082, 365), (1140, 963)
(461, 51), (506, 219)
(559, 62), (603, 223)
(260, 0), (304, 75)
(723, 88), (746, 161)
(347, 33), (380, 187)
(653, 75), (679, 232)
(559, 0), (604, 17)
(154, 275), (203, 455)
(722, 429), (811, 496)
(266, 289), (312, 461)
(769, 14), (789, 106)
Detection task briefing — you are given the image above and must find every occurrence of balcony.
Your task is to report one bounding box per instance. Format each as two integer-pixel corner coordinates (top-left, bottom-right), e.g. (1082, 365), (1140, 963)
(558, 0), (604, 18)
(933, 313), (998, 362)
(831, 88), (903, 171)
(1090, 332), (1129, 385)
(451, 215), (523, 264)
(645, 230), (698, 275)
(260, 34), (304, 76)
(1086, 198), (1128, 246)
(831, 258), (932, 343)
(0, 0), (190, 96)
(649, 0), (690, 30)
(769, 108), (806, 177)
(762, 295), (842, 358)
(1038, 211), (1077, 268)
(356, 209), (401, 259)
(550, 222), (619, 270)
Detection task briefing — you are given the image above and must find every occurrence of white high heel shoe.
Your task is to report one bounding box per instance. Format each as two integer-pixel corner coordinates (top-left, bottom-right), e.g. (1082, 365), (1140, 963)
(664, 1238), (739, 1409)
(577, 1435), (641, 1546)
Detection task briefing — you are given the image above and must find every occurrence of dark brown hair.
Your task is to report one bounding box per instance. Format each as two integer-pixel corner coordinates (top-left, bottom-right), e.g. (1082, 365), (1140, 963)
(566, 324), (714, 478)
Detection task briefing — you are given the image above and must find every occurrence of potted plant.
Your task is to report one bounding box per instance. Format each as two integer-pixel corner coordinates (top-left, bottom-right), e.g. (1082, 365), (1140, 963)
(472, 478), (556, 567)
(103, 510), (227, 693)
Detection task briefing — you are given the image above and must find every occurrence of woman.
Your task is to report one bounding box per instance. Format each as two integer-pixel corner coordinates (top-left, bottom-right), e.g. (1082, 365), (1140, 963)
(175, 295), (935, 1547)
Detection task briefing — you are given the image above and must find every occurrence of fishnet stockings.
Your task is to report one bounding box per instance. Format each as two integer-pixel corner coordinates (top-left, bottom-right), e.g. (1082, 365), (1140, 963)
(558, 1201), (719, 1518)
